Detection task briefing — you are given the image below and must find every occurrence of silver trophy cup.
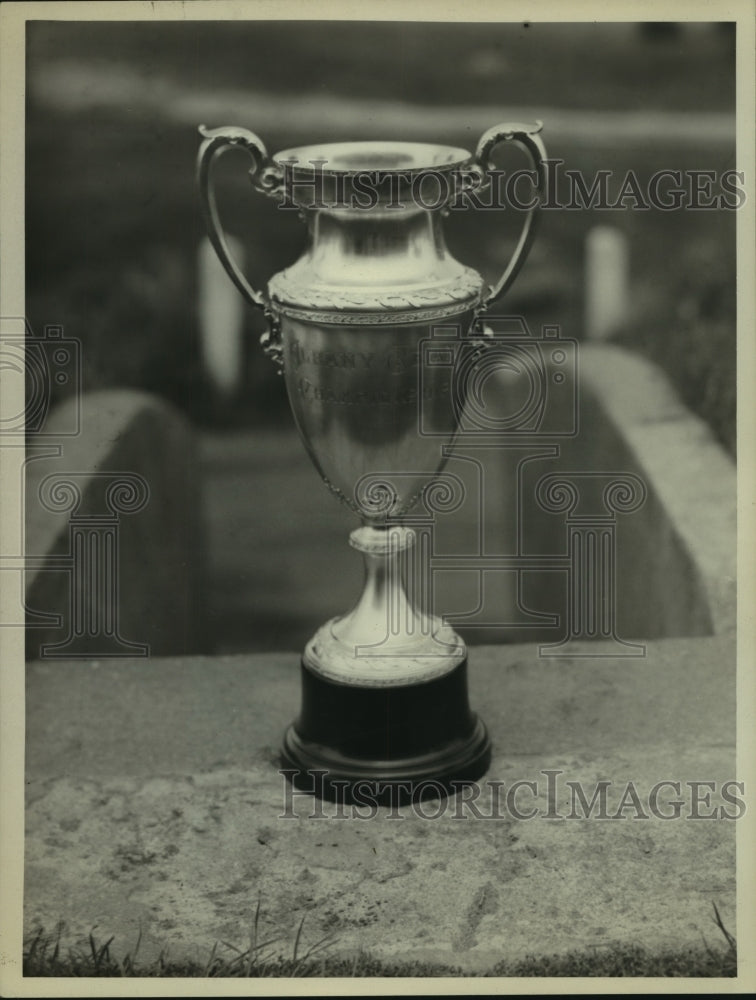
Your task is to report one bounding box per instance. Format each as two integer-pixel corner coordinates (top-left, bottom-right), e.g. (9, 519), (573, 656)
(197, 122), (546, 801)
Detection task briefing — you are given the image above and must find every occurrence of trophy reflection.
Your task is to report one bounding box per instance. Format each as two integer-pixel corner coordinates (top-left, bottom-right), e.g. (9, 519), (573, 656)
(198, 122), (546, 801)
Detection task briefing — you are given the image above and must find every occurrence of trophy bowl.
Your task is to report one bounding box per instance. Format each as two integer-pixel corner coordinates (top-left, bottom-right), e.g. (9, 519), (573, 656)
(197, 123), (546, 803)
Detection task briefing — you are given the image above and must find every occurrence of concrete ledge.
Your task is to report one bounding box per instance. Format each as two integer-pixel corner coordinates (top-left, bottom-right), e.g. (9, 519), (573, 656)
(428, 341), (736, 645)
(578, 344), (736, 636)
(25, 389), (207, 658)
(25, 638), (736, 972)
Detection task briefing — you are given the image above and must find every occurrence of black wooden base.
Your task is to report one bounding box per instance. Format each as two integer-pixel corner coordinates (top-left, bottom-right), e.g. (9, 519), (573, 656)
(280, 658), (491, 805)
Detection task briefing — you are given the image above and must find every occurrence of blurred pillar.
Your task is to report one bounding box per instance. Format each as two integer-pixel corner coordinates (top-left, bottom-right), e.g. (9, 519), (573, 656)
(198, 235), (245, 397)
(585, 225), (630, 340)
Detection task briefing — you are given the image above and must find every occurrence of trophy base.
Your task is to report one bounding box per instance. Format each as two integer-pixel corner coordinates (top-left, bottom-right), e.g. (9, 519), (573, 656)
(281, 658), (491, 805)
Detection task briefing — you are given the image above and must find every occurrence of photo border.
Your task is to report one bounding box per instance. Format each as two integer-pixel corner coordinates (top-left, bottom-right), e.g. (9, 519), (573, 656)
(1, 1), (754, 996)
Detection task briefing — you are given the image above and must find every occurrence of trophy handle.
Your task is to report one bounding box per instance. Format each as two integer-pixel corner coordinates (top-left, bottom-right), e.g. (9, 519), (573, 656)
(197, 125), (285, 368)
(473, 121), (547, 311)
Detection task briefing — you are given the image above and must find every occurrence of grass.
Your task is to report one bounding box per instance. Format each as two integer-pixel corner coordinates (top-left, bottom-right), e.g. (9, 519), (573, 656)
(22, 903), (737, 978)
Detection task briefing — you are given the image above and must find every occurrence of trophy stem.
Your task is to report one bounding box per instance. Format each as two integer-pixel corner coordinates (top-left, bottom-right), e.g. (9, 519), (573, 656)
(331, 525), (428, 654)
(302, 524), (465, 687)
(281, 524), (491, 804)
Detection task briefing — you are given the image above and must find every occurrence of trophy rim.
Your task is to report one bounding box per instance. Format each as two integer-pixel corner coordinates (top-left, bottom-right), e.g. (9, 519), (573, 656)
(273, 140), (473, 175)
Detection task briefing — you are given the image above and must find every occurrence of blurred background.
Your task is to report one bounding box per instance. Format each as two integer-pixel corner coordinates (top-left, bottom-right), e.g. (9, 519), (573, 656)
(25, 19), (736, 655)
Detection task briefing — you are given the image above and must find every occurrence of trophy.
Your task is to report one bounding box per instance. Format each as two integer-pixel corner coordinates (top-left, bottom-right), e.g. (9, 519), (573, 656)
(197, 122), (546, 802)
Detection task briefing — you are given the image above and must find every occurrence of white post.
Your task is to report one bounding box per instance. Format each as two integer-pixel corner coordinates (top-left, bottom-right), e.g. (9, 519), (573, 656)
(198, 235), (245, 397)
(585, 225), (630, 340)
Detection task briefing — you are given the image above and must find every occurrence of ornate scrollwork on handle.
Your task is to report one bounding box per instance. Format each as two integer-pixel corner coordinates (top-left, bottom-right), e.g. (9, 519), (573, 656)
(472, 121), (547, 313)
(198, 125), (284, 201)
(259, 307), (284, 373)
(197, 125), (285, 372)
